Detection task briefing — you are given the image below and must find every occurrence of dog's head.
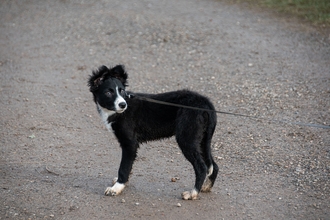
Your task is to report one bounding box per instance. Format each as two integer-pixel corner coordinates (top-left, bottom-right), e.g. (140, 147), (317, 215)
(88, 65), (128, 114)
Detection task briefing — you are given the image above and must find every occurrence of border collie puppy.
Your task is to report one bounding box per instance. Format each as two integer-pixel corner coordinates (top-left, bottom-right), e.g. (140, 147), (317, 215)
(88, 65), (219, 200)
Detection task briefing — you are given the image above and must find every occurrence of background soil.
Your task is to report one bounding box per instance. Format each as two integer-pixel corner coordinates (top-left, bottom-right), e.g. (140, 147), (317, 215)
(0, 0), (329, 219)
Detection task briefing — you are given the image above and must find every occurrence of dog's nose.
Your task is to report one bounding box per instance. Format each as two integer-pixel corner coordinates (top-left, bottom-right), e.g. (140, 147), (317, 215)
(118, 102), (127, 109)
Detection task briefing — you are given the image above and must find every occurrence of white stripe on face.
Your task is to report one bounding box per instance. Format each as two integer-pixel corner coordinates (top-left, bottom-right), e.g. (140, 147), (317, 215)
(114, 86), (127, 113)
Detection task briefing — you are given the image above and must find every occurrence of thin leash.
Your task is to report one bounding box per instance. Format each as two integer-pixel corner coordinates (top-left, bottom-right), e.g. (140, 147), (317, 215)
(133, 95), (330, 129)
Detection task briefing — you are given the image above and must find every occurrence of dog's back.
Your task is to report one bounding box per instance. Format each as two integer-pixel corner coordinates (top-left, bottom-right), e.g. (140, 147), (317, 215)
(118, 90), (216, 143)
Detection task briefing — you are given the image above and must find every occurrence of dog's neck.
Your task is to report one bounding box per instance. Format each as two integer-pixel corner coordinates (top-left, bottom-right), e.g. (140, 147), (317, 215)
(97, 103), (119, 130)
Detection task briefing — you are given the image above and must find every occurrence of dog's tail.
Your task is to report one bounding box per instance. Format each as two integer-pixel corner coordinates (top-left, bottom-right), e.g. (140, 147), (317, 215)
(202, 109), (217, 167)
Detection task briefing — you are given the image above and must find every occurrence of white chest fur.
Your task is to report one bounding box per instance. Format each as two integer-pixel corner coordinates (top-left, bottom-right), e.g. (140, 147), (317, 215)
(97, 103), (115, 131)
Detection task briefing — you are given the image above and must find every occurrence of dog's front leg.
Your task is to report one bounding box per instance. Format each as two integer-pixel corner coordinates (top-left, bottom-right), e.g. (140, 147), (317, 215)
(105, 142), (138, 196)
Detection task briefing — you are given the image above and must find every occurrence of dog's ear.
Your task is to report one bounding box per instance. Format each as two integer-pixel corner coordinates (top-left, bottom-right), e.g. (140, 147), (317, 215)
(88, 65), (109, 92)
(109, 65), (128, 87)
(88, 65), (128, 92)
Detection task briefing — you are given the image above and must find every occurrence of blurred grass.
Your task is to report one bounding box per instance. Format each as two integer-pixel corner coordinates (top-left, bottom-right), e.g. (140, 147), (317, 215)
(225, 0), (330, 25)
(265, 0), (330, 23)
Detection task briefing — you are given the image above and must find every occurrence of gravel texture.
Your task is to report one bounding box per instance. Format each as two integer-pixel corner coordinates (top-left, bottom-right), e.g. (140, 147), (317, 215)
(0, 0), (329, 219)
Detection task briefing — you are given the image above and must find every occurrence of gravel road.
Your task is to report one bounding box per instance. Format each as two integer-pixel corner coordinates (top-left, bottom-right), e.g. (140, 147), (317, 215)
(0, 0), (329, 219)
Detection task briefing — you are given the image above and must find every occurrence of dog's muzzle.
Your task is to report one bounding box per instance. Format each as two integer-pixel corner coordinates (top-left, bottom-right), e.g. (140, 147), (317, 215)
(118, 102), (127, 109)
(116, 101), (127, 113)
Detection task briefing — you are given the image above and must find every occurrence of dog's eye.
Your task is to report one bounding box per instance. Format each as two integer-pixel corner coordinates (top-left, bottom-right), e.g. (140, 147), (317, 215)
(119, 88), (125, 95)
(105, 90), (114, 96)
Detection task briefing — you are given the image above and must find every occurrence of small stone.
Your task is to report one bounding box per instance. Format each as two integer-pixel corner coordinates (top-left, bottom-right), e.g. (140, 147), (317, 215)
(248, 63), (253, 67)
(135, 203), (139, 206)
(121, 199), (125, 203)
(171, 178), (176, 182)
(177, 203), (181, 207)
(50, 214), (55, 218)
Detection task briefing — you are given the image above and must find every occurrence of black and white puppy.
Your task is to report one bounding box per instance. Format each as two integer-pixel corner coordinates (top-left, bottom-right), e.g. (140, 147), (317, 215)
(88, 65), (219, 200)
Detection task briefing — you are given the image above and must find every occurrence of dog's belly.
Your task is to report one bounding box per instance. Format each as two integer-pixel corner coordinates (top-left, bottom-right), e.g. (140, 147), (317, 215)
(136, 122), (176, 143)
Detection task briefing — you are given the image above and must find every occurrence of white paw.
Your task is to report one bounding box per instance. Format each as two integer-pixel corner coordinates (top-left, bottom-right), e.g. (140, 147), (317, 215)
(181, 188), (199, 200)
(104, 182), (125, 196)
(201, 177), (212, 192)
(104, 187), (115, 196)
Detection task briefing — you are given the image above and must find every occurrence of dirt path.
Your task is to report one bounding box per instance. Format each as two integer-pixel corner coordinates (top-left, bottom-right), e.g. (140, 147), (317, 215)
(1, 0), (329, 219)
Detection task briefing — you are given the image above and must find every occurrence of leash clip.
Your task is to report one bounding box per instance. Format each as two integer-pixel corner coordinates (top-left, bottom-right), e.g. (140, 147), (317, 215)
(125, 92), (135, 99)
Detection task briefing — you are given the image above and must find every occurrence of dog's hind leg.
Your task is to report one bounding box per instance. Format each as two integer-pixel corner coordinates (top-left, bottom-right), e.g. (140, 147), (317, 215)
(176, 111), (209, 200)
(200, 120), (219, 192)
(200, 144), (214, 192)
(201, 158), (219, 192)
(180, 149), (208, 200)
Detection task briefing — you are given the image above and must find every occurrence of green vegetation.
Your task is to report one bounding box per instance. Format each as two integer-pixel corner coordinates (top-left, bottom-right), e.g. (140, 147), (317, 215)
(225, 0), (330, 25)
(264, 0), (330, 23)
